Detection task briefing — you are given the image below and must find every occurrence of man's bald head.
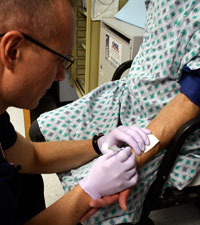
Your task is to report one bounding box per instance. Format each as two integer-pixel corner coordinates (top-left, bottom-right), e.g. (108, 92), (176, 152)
(0, 0), (74, 42)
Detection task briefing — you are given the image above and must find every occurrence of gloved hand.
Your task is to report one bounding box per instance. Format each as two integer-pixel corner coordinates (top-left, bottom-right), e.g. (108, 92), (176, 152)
(79, 147), (137, 200)
(98, 125), (151, 155)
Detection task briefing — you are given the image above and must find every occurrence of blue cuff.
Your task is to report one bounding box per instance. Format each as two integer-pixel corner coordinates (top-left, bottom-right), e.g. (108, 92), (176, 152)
(180, 66), (200, 107)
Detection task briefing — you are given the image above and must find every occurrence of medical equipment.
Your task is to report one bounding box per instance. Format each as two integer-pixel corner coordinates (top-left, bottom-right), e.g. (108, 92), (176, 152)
(180, 65), (200, 107)
(99, 17), (144, 85)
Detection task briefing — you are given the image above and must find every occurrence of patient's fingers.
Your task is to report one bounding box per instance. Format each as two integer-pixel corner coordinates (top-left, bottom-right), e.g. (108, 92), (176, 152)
(119, 188), (132, 211)
(80, 208), (98, 222)
(90, 194), (119, 208)
(81, 194), (119, 222)
(81, 189), (132, 221)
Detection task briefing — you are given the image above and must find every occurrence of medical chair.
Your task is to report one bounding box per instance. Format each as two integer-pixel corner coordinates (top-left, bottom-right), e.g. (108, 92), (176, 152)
(112, 60), (200, 225)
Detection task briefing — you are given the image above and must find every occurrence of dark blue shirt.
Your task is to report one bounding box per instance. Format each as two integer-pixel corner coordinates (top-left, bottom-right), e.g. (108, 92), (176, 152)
(0, 112), (18, 225)
(0, 112), (45, 225)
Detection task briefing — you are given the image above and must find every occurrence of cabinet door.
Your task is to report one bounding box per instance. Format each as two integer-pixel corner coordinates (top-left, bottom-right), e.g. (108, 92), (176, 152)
(69, 0), (128, 97)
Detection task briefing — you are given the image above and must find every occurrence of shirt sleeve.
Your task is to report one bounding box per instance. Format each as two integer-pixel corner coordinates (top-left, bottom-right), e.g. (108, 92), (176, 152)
(179, 26), (200, 74)
(0, 112), (17, 150)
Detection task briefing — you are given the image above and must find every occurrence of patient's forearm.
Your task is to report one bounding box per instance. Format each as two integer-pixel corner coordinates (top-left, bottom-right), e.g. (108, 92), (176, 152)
(136, 93), (199, 168)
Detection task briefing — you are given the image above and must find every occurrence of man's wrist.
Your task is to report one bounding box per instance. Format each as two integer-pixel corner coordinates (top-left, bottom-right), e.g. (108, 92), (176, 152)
(92, 133), (104, 155)
(78, 183), (96, 201)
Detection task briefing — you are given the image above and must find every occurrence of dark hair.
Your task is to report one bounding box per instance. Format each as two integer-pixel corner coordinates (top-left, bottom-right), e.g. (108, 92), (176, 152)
(0, 0), (68, 41)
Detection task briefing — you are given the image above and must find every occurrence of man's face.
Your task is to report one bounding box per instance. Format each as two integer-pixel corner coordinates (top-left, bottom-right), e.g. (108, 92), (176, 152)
(1, 0), (75, 110)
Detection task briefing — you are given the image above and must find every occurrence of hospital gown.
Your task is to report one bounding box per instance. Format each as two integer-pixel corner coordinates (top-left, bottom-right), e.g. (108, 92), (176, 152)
(38, 0), (200, 224)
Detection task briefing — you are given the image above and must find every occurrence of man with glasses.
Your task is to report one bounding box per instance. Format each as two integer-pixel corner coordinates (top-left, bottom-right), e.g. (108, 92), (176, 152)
(0, 0), (153, 225)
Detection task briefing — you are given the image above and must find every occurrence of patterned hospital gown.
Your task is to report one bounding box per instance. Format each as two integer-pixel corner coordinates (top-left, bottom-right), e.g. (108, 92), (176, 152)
(38, 0), (200, 224)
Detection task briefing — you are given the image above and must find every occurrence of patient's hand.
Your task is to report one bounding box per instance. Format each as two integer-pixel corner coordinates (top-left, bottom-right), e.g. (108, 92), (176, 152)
(80, 188), (131, 222)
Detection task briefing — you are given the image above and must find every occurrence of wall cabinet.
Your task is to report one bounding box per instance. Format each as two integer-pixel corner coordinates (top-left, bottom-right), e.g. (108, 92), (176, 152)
(69, 0), (100, 97)
(69, 0), (128, 97)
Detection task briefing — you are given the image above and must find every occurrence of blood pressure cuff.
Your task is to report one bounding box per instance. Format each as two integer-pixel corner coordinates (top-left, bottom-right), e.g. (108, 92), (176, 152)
(180, 65), (200, 107)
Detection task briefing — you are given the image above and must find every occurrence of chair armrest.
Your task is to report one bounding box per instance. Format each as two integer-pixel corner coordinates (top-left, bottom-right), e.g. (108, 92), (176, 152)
(159, 115), (200, 181)
(141, 115), (200, 216)
(170, 115), (200, 150)
(149, 115), (200, 195)
(111, 60), (133, 81)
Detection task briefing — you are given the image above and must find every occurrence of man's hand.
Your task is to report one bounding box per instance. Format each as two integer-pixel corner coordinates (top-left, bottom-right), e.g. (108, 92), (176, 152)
(79, 147), (137, 200)
(81, 188), (131, 222)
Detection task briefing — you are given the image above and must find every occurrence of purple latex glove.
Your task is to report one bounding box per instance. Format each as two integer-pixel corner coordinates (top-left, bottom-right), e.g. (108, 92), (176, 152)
(79, 147), (137, 200)
(98, 125), (151, 155)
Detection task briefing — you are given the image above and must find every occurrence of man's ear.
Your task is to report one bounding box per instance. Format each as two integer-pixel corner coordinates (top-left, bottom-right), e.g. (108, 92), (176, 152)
(0, 31), (24, 70)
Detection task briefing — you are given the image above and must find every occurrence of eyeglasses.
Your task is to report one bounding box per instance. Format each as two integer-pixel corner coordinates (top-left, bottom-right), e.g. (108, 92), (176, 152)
(0, 32), (75, 69)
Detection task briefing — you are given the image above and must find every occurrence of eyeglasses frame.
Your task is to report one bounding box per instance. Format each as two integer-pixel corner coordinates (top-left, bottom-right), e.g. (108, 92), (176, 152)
(0, 32), (75, 69)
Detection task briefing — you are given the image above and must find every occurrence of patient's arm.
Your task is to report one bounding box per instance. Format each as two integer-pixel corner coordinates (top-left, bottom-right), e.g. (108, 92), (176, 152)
(136, 92), (199, 168)
(81, 92), (199, 221)
(115, 92), (199, 211)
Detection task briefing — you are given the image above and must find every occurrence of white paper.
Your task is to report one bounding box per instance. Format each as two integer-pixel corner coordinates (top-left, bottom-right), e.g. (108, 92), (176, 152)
(144, 134), (160, 153)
